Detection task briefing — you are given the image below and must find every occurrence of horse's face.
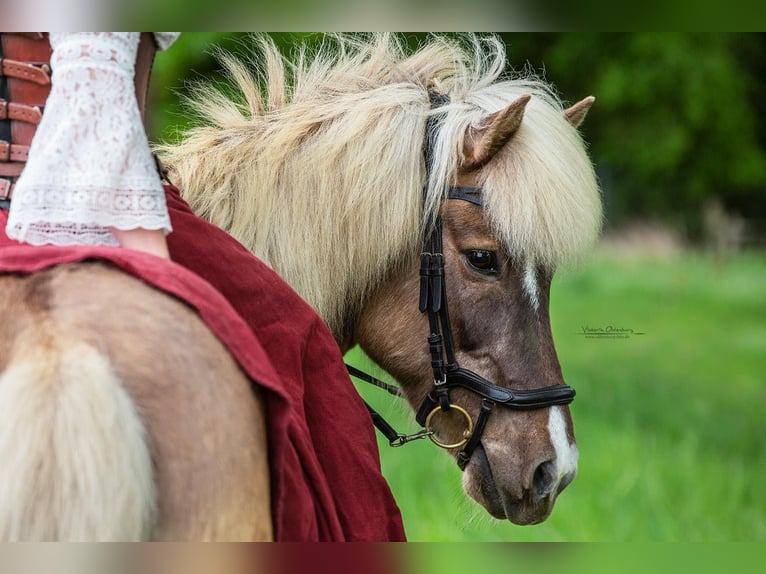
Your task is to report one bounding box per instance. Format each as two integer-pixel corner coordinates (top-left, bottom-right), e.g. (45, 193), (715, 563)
(356, 199), (577, 524)
(356, 95), (594, 525)
(444, 198), (577, 524)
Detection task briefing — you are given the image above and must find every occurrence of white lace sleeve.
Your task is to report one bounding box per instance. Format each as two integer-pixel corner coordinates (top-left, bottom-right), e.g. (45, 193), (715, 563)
(5, 32), (172, 246)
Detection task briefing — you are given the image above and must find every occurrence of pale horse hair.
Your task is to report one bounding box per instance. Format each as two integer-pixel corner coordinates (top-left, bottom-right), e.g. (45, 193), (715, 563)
(0, 342), (154, 540)
(158, 33), (602, 337)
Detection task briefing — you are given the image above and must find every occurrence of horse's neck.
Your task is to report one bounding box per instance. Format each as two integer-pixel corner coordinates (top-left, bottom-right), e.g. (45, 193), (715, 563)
(335, 308), (362, 354)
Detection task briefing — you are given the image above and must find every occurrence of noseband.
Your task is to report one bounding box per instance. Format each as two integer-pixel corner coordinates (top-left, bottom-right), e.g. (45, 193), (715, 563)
(349, 92), (575, 471)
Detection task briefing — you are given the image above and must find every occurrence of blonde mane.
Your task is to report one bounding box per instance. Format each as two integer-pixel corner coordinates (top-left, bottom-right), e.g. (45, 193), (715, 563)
(157, 34), (601, 337)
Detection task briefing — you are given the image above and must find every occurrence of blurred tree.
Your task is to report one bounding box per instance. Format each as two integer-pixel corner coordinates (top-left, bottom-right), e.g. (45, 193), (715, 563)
(506, 33), (766, 238)
(150, 33), (766, 241)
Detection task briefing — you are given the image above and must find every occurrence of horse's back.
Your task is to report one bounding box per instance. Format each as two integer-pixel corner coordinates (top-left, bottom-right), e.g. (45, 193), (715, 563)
(0, 262), (272, 540)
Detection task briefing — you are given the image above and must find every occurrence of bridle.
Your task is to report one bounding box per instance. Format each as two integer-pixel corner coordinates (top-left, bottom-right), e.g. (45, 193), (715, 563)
(349, 92), (575, 471)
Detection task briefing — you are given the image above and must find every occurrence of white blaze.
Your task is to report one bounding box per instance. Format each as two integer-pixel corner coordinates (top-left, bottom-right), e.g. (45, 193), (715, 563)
(522, 260), (539, 311)
(547, 406), (579, 480)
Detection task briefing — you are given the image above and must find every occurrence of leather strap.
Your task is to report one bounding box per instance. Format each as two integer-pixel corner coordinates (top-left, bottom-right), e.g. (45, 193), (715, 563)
(0, 58), (51, 85)
(0, 163), (24, 177)
(446, 186), (482, 206)
(0, 141), (29, 162)
(12, 33), (45, 40)
(416, 371), (575, 425)
(456, 400), (492, 470)
(0, 100), (43, 124)
(0, 33), (53, 114)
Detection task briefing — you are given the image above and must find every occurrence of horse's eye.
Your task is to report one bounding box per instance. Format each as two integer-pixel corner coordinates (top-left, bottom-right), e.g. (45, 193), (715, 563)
(465, 250), (498, 274)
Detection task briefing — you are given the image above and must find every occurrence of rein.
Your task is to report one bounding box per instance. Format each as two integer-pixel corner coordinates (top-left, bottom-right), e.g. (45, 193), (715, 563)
(349, 92), (576, 471)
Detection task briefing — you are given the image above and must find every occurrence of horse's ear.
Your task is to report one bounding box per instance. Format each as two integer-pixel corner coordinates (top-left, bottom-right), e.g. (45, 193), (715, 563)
(564, 96), (595, 128)
(460, 94), (531, 173)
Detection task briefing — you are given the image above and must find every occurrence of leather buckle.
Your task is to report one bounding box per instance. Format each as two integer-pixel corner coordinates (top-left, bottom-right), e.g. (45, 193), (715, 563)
(0, 177), (13, 201)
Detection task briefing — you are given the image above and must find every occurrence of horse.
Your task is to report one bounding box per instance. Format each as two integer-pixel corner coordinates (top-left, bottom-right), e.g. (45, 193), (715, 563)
(159, 33), (600, 525)
(0, 33), (600, 539)
(0, 261), (273, 540)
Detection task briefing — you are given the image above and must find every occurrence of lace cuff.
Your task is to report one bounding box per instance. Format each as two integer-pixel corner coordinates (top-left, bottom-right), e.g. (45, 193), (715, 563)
(6, 32), (172, 246)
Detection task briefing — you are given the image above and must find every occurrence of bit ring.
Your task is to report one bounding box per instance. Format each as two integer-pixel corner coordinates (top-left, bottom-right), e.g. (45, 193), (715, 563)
(424, 404), (473, 449)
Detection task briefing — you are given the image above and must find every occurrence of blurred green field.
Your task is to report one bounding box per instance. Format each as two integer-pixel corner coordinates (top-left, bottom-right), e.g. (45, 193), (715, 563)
(345, 249), (766, 541)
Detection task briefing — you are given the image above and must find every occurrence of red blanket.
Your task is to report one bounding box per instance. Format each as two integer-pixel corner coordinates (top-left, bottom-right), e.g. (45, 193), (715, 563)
(0, 185), (405, 542)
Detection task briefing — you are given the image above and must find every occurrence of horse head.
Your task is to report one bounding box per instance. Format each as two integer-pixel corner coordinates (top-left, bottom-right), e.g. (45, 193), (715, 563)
(355, 92), (598, 525)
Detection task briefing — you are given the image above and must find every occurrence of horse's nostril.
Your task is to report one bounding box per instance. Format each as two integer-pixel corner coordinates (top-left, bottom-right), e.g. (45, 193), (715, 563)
(532, 460), (556, 498)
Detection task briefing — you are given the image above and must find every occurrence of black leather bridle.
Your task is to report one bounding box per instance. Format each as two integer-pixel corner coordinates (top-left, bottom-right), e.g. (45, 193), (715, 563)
(349, 92), (575, 470)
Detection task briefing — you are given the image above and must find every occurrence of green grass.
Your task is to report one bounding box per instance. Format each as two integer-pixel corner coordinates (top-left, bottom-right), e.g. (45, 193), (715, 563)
(345, 250), (766, 541)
